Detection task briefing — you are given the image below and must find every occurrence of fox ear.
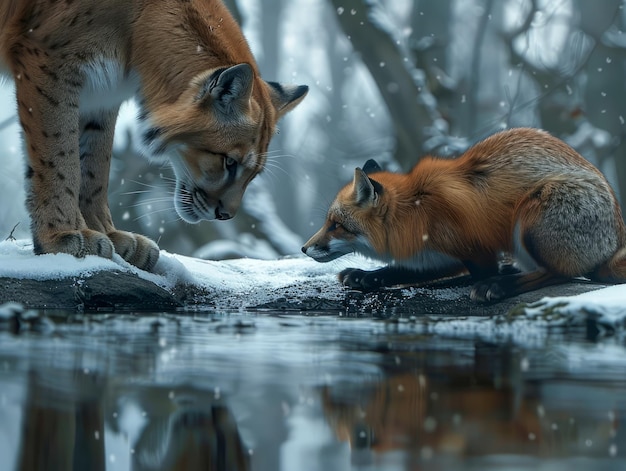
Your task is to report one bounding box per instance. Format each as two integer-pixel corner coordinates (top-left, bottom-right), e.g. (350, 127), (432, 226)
(362, 159), (382, 175)
(354, 168), (383, 207)
(197, 63), (254, 115)
(266, 81), (309, 118)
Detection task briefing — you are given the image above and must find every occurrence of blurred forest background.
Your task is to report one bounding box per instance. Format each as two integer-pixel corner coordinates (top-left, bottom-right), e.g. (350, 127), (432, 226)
(2, 0), (626, 260)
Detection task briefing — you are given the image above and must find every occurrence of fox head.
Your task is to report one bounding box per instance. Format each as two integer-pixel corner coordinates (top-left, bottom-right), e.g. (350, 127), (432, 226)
(141, 63), (308, 222)
(302, 159), (390, 262)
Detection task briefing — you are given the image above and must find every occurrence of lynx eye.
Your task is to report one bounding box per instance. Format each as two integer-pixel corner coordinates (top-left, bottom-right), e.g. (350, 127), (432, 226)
(224, 156), (237, 170)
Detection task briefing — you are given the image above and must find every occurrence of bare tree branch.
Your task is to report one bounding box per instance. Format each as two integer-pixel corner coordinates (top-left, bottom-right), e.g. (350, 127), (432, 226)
(0, 115), (16, 131)
(498, 1), (595, 136)
(602, 26), (626, 55)
(329, 0), (443, 169)
(502, 0), (538, 41)
(467, 0), (495, 134)
(5, 222), (20, 241)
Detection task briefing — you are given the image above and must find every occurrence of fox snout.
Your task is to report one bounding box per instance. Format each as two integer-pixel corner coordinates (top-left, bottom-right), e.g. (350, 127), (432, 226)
(302, 244), (336, 262)
(301, 231), (332, 262)
(301, 236), (322, 258)
(302, 226), (358, 263)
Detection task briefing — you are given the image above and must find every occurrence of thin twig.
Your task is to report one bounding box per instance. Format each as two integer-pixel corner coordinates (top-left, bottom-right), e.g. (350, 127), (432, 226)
(5, 222), (20, 241)
(0, 115), (17, 131)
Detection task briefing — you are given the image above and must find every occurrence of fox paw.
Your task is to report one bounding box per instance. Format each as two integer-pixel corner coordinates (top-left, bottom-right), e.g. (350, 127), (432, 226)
(35, 229), (115, 260)
(470, 280), (506, 303)
(108, 230), (160, 272)
(498, 262), (521, 276)
(338, 268), (384, 291)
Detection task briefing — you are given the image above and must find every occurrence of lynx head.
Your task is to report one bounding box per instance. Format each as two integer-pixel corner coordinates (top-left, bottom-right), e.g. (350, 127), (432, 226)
(140, 63), (308, 222)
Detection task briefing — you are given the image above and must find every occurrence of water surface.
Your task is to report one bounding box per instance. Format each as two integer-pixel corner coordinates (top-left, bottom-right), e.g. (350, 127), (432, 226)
(0, 308), (625, 470)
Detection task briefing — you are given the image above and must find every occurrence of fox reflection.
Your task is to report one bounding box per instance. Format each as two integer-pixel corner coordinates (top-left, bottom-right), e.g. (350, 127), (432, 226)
(322, 372), (546, 458)
(322, 372), (615, 459)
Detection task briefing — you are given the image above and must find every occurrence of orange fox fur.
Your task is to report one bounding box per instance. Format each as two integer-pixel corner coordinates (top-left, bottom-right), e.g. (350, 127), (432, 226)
(303, 128), (626, 301)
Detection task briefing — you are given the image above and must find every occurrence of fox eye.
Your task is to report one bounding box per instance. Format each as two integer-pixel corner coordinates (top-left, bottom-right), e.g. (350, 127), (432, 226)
(328, 221), (342, 232)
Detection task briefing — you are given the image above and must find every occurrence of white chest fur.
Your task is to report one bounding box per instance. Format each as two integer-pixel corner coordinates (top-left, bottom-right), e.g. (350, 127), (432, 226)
(79, 58), (139, 113)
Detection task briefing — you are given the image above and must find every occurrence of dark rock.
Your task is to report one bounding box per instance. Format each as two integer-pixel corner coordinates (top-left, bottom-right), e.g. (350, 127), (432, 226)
(249, 276), (608, 317)
(0, 271), (183, 311)
(0, 268), (609, 315)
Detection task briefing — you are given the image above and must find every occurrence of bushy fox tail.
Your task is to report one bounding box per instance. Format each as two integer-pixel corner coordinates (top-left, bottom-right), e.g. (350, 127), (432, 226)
(591, 247), (626, 283)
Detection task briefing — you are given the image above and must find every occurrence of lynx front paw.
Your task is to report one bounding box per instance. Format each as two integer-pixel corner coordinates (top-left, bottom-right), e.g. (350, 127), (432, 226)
(35, 229), (115, 260)
(108, 230), (160, 272)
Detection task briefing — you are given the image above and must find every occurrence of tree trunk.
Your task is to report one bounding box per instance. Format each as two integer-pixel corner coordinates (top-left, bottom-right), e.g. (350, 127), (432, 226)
(329, 0), (440, 170)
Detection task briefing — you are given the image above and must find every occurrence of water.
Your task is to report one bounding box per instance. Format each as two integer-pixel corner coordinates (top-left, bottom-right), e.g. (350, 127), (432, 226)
(0, 309), (625, 471)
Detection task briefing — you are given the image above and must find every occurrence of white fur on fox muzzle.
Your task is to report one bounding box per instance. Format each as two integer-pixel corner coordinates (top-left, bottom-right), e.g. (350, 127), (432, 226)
(302, 239), (354, 262)
(302, 246), (336, 262)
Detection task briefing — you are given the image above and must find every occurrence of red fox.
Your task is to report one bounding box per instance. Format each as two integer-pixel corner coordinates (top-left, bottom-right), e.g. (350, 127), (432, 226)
(302, 128), (626, 302)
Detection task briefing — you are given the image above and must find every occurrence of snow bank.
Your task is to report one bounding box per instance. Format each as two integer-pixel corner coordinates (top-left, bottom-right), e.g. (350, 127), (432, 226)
(0, 239), (371, 309)
(521, 286), (626, 328)
(0, 239), (124, 280)
(412, 284), (626, 345)
(2, 238), (626, 318)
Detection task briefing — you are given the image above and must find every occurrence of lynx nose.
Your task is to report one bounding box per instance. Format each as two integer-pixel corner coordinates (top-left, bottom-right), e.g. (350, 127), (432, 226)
(215, 202), (232, 220)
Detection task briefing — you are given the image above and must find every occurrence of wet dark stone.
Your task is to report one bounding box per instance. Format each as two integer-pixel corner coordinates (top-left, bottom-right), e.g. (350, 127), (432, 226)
(250, 276), (607, 317)
(0, 271), (183, 311)
(0, 269), (608, 315)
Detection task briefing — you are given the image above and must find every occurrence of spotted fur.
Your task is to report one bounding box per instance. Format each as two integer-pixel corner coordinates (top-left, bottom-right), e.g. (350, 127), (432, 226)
(0, 0), (307, 271)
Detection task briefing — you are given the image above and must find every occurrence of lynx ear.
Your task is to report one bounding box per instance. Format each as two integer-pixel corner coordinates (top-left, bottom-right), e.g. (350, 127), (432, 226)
(266, 81), (309, 118)
(353, 167), (383, 207)
(197, 63), (254, 115)
(362, 159), (382, 175)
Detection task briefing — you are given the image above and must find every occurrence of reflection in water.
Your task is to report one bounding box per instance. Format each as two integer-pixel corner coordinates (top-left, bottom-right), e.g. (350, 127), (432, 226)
(130, 389), (249, 471)
(18, 369), (105, 471)
(17, 374), (249, 471)
(0, 312), (625, 470)
(321, 342), (623, 467)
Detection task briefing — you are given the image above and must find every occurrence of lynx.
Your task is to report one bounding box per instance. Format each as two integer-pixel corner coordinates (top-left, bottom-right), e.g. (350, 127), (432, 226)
(0, 0), (308, 270)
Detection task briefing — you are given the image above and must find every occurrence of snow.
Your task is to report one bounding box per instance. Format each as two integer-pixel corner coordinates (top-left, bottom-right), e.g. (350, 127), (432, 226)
(1, 237), (626, 322)
(0, 82), (30, 241)
(0, 238), (373, 309)
(523, 286), (626, 327)
(409, 285), (626, 347)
